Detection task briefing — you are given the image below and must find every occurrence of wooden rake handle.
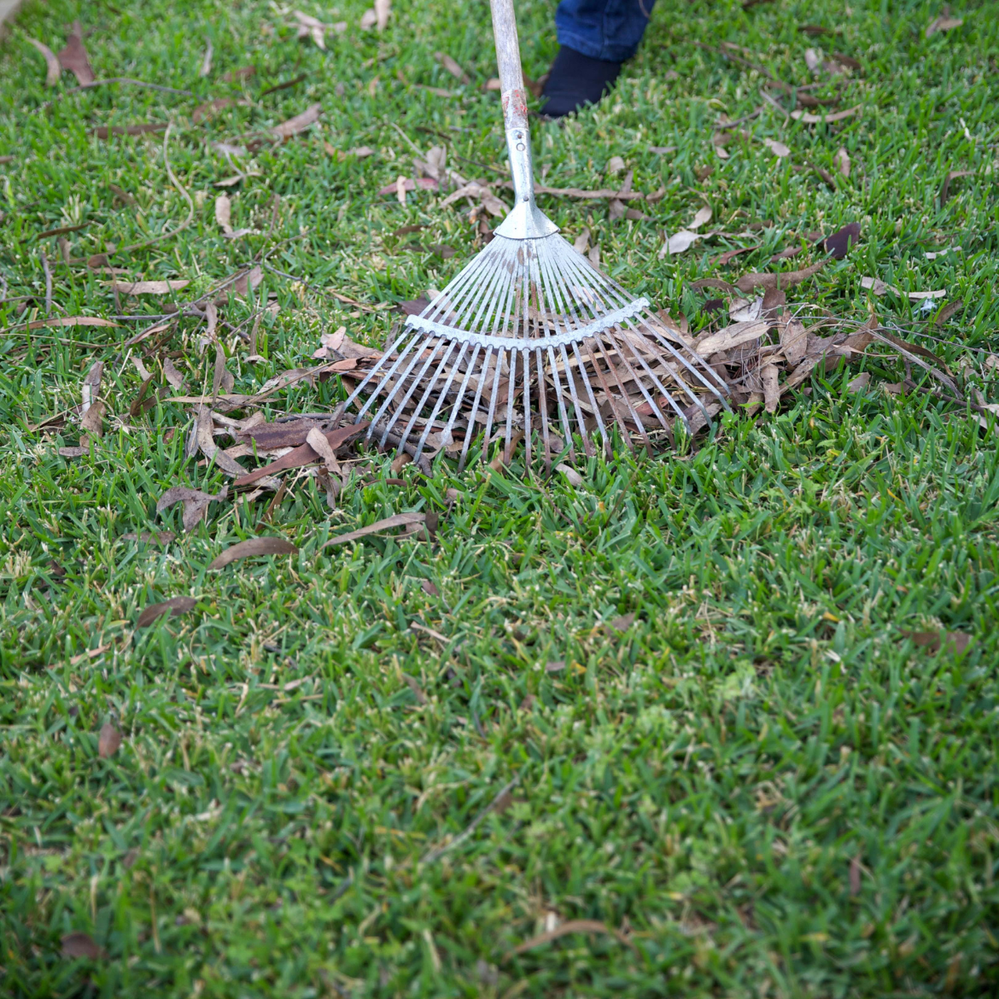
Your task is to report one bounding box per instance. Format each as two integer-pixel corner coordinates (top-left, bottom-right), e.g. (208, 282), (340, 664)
(490, 0), (529, 131)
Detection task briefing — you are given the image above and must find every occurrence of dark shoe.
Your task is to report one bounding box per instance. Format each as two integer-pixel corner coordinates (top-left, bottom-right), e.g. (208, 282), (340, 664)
(539, 45), (623, 119)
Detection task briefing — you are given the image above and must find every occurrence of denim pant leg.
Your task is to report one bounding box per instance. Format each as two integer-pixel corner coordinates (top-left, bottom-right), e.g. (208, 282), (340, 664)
(555, 0), (658, 62)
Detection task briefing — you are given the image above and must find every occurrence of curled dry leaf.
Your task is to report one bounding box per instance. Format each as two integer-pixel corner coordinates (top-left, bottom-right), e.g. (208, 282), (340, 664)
(215, 194), (233, 235)
(23, 316), (119, 330)
(791, 104), (861, 124)
(735, 260), (824, 293)
(294, 10), (328, 49)
(323, 512), (427, 548)
(694, 320), (769, 356)
(434, 51), (470, 84)
(939, 170), (974, 204)
(556, 463), (584, 487)
(508, 920), (636, 958)
(106, 279), (190, 296)
(659, 229), (700, 257)
(834, 147), (851, 178)
(137, 596), (197, 628)
(925, 15), (963, 38)
(901, 629), (971, 655)
(861, 277), (946, 301)
(57, 21), (94, 85)
(199, 39), (213, 76)
(271, 103), (322, 140)
(62, 932), (105, 960)
(763, 138), (791, 158)
(688, 205), (713, 230)
(156, 484), (229, 532)
(606, 155), (626, 176)
(804, 48), (823, 72)
(208, 537), (299, 570)
(27, 38), (61, 86)
(98, 723), (122, 759)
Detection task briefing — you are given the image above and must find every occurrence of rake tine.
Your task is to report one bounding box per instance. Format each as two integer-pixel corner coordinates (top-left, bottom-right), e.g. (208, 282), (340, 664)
(373, 341), (445, 447)
(459, 345), (492, 470)
(604, 328), (674, 434)
(591, 334), (651, 455)
(415, 340), (473, 459)
(482, 345), (506, 464)
(397, 339), (460, 453)
(612, 325), (682, 429)
(557, 343), (587, 458)
(344, 326), (419, 419)
(534, 346), (552, 468)
(503, 346), (518, 464)
(571, 340), (609, 455)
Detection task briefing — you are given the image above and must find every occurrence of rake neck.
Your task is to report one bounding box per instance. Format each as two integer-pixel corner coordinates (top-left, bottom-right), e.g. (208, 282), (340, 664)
(490, 0), (559, 240)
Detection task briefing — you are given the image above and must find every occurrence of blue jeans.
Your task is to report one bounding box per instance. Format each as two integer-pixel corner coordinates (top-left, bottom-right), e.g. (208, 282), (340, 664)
(555, 0), (657, 62)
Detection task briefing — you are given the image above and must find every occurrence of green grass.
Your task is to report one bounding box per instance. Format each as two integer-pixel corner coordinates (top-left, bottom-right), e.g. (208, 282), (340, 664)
(2, 0), (999, 995)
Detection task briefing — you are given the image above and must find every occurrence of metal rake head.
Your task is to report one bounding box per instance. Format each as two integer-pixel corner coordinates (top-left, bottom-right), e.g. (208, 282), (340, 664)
(338, 229), (730, 469)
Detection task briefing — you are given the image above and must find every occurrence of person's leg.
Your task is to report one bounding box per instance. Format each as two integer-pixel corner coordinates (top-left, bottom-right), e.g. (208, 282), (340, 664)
(540, 0), (657, 118)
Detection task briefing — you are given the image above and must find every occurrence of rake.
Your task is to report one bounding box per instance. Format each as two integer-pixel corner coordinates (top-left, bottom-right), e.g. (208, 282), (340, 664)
(339, 0), (729, 468)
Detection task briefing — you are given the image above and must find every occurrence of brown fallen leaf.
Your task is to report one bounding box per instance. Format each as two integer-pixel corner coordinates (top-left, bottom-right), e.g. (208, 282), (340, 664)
(233, 423), (368, 488)
(401, 672), (428, 705)
(323, 512), (427, 548)
(199, 39), (213, 76)
(925, 15), (963, 38)
(847, 371), (870, 393)
(761, 362), (781, 412)
(57, 21), (94, 85)
(294, 10), (328, 48)
(137, 596), (197, 628)
(163, 358), (186, 391)
(156, 484), (228, 532)
(850, 856), (862, 895)
(208, 537), (298, 570)
(770, 246), (803, 262)
(221, 66), (256, 82)
(695, 320), (769, 356)
(193, 97), (240, 123)
(763, 138), (791, 158)
(421, 579), (440, 597)
(939, 170), (974, 205)
(834, 147), (851, 178)
(434, 51), (470, 84)
(790, 105), (861, 124)
(688, 205), (713, 230)
(799, 24), (836, 35)
(27, 38), (61, 87)
(659, 230), (700, 257)
(21, 316), (119, 330)
(106, 279), (190, 296)
(238, 418), (321, 449)
(823, 222), (861, 259)
(231, 265), (263, 298)
(98, 723), (122, 759)
(122, 531), (175, 545)
(735, 260), (824, 293)
(901, 630), (971, 655)
(934, 300), (963, 326)
(91, 123), (168, 139)
(780, 312), (809, 367)
(215, 194), (233, 234)
(556, 463), (583, 487)
(62, 932), (104, 960)
(508, 920), (636, 958)
(360, 0), (391, 31)
(270, 103), (322, 141)
(713, 245), (759, 266)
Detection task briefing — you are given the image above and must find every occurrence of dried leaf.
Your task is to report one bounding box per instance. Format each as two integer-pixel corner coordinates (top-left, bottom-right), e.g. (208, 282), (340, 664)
(572, 228), (590, 255)
(62, 932), (104, 959)
(323, 512), (427, 547)
(57, 21), (94, 86)
(21, 315), (118, 329)
(934, 300), (963, 326)
(208, 537), (298, 570)
(434, 51), (469, 84)
(850, 856), (862, 895)
(847, 371), (871, 392)
(659, 230), (700, 257)
(804, 48), (823, 72)
(421, 579), (439, 597)
(901, 630), (971, 655)
(860, 276), (890, 296)
(234, 423), (368, 488)
(193, 98), (237, 123)
(156, 484), (228, 532)
(556, 463), (583, 486)
(780, 313), (808, 366)
(713, 245), (758, 266)
(790, 104), (861, 124)
(271, 103), (322, 140)
(215, 194), (233, 235)
(294, 10), (327, 48)
(834, 147), (851, 178)
(509, 920), (635, 958)
(860, 277), (946, 301)
(695, 320), (769, 356)
(98, 723), (122, 759)
(770, 246), (803, 262)
(688, 205), (713, 230)
(401, 672), (428, 704)
(735, 260), (824, 293)
(306, 426), (341, 473)
(823, 222), (861, 259)
(91, 123), (168, 139)
(925, 15), (963, 38)
(761, 362), (781, 412)
(763, 138), (791, 158)
(27, 38), (61, 87)
(221, 66), (255, 82)
(606, 155), (626, 176)
(163, 359), (186, 391)
(939, 169), (974, 205)
(199, 39), (213, 76)
(106, 279), (190, 296)
(137, 596), (197, 628)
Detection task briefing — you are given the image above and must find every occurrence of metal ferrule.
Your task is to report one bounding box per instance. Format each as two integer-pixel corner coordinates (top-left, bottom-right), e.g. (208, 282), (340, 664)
(494, 126), (559, 240)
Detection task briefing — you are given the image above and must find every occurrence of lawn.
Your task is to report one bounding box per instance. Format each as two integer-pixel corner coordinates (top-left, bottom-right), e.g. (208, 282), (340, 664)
(1, 0), (999, 996)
